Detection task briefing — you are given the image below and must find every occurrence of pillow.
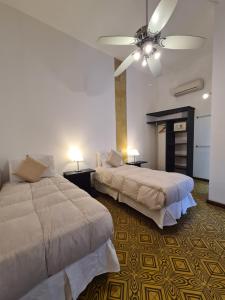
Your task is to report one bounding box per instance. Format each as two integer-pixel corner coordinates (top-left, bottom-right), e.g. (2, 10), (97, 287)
(9, 154), (56, 183)
(107, 150), (123, 167)
(96, 152), (112, 168)
(14, 155), (47, 183)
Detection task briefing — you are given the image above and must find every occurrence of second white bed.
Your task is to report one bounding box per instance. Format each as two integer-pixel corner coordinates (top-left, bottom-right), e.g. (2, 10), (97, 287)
(93, 165), (196, 229)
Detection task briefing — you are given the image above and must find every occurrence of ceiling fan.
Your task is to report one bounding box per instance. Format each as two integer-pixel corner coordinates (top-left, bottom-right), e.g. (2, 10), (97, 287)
(97, 0), (206, 78)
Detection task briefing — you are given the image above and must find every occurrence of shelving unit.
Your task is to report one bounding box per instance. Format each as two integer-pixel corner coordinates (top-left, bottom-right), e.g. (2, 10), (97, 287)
(175, 165), (187, 170)
(146, 106), (195, 177)
(174, 129), (188, 173)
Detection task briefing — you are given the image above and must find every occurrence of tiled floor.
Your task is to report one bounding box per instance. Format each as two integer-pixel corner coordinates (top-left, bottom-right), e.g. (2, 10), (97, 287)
(79, 182), (225, 300)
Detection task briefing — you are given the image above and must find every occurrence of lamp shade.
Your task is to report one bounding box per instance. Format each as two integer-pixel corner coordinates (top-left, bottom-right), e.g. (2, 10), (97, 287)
(68, 148), (84, 162)
(127, 148), (140, 156)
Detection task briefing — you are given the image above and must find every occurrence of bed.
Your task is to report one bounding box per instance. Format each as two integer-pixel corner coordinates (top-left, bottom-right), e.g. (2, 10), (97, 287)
(0, 156), (120, 300)
(93, 153), (196, 229)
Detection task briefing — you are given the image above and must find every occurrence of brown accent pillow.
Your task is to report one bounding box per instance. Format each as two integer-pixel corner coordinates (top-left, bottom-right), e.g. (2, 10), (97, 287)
(14, 155), (48, 183)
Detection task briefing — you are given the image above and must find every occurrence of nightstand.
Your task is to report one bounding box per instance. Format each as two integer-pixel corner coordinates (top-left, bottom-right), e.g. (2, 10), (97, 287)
(126, 161), (147, 167)
(63, 169), (96, 195)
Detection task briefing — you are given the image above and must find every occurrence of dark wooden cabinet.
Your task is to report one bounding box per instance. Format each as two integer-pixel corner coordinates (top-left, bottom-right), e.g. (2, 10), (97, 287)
(126, 161), (147, 167)
(146, 106), (195, 177)
(166, 121), (175, 172)
(63, 169), (96, 195)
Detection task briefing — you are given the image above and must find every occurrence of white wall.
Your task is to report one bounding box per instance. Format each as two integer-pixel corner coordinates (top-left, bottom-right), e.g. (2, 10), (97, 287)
(0, 3), (156, 181)
(154, 54), (212, 178)
(0, 2), (214, 185)
(0, 3), (116, 180)
(209, 1), (225, 205)
(153, 54), (212, 113)
(126, 68), (157, 168)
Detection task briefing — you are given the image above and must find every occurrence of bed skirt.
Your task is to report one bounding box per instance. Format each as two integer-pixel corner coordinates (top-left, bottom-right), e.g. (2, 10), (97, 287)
(20, 239), (120, 300)
(119, 193), (196, 229)
(94, 180), (196, 229)
(94, 179), (118, 200)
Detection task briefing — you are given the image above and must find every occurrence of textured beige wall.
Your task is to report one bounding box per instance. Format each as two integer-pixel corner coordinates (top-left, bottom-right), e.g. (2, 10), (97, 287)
(114, 58), (128, 161)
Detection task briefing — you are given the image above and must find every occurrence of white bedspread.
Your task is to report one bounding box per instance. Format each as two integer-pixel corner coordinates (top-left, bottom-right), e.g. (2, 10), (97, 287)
(0, 175), (118, 300)
(21, 239), (119, 300)
(94, 165), (194, 210)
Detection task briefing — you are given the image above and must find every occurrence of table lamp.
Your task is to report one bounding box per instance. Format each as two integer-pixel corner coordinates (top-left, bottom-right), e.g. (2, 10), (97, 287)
(69, 149), (84, 172)
(127, 148), (140, 163)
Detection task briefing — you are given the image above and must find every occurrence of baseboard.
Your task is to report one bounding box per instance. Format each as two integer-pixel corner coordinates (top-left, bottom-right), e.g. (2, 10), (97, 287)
(193, 177), (209, 182)
(207, 199), (225, 209)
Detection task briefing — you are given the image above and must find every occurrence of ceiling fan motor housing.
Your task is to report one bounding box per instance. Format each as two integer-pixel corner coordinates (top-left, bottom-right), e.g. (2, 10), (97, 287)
(135, 25), (161, 48)
(135, 25), (161, 58)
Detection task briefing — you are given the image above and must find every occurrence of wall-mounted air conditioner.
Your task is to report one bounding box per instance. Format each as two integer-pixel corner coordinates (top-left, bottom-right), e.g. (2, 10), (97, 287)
(172, 79), (204, 97)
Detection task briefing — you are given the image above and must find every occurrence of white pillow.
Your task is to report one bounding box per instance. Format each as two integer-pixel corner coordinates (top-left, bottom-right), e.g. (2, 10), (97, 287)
(96, 152), (112, 168)
(107, 150), (123, 167)
(9, 154), (56, 183)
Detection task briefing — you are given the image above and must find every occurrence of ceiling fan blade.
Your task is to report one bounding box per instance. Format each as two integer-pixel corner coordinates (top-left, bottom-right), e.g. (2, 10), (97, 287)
(160, 35), (206, 49)
(148, 0), (178, 35)
(98, 36), (136, 45)
(114, 52), (135, 77)
(147, 57), (162, 77)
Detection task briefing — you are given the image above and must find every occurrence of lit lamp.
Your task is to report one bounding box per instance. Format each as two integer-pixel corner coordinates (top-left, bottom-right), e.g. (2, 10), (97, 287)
(69, 148), (84, 172)
(127, 148), (140, 163)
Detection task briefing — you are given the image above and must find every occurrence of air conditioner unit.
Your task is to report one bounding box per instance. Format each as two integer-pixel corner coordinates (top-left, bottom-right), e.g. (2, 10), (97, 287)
(173, 79), (204, 97)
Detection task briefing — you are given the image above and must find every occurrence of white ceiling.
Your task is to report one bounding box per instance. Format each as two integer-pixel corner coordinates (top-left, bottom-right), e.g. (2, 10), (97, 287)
(0, 0), (216, 74)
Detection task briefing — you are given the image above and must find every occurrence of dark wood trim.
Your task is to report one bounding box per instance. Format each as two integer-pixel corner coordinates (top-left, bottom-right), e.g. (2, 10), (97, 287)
(166, 120), (175, 172)
(193, 177), (209, 182)
(147, 117), (188, 125)
(146, 106), (195, 117)
(207, 199), (225, 209)
(126, 161), (147, 167)
(186, 108), (194, 177)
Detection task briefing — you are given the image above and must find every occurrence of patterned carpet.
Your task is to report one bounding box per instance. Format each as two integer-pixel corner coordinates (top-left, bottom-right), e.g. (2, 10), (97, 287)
(78, 182), (225, 300)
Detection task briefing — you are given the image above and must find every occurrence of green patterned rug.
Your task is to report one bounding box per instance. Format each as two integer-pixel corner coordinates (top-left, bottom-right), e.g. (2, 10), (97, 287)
(78, 182), (225, 300)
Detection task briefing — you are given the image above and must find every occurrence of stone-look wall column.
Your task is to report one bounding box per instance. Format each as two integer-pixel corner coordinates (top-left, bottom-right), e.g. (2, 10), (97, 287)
(114, 58), (128, 161)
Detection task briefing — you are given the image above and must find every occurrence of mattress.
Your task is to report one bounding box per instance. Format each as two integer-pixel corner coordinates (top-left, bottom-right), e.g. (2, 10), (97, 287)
(0, 175), (115, 300)
(94, 165), (194, 210)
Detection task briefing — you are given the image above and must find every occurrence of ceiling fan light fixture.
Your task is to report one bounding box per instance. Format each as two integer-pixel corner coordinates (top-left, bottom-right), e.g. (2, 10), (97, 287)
(142, 58), (147, 67)
(144, 42), (153, 54)
(154, 51), (161, 60)
(133, 50), (141, 61)
(98, 0), (206, 78)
